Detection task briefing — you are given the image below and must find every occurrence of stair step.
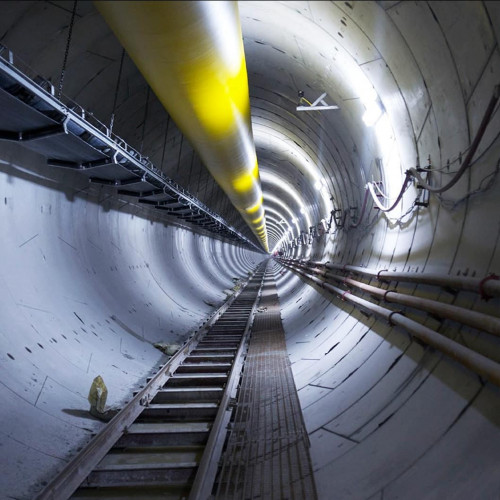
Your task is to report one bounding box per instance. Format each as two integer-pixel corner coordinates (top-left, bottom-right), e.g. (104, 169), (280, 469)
(146, 402), (219, 410)
(197, 341), (239, 345)
(126, 422), (211, 434)
(202, 335), (242, 340)
(117, 422), (211, 447)
(83, 463), (197, 488)
(199, 338), (240, 342)
(99, 447), (203, 467)
(176, 363), (231, 374)
(196, 343), (239, 348)
(73, 485), (191, 499)
(166, 373), (227, 387)
(186, 354), (234, 362)
(140, 402), (219, 420)
(153, 387), (223, 403)
(192, 347), (236, 353)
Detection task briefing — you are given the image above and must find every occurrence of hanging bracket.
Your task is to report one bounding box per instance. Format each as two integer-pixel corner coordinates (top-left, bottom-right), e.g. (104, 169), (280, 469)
(296, 92), (339, 112)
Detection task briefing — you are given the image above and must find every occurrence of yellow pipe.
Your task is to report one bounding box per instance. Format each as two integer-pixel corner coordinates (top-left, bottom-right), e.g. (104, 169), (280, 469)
(96, 1), (268, 251)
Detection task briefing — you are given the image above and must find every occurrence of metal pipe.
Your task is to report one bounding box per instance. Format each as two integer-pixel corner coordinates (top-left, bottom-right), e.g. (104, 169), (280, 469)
(280, 261), (500, 387)
(290, 261), (500, 338)
(305, 260), (500, 299)
(96, 1), (269, 251)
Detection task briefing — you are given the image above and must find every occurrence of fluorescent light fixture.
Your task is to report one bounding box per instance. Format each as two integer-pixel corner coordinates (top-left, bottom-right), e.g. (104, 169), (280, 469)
(255, 134), (330, 216)
(263, 192), (299, 236)
(266, 206), (291, 231)
(260, 170), (312, 228)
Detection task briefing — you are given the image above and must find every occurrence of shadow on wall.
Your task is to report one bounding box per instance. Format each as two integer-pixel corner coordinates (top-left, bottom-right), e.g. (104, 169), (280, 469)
(282, 270), (500, 431)
(0, 144), (244, 244)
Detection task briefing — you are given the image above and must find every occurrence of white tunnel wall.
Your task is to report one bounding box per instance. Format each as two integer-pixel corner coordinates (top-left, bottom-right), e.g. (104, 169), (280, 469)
(0, 140), (263, 498)
(270, 2), (500, 499)
(1, 1), (500, 499)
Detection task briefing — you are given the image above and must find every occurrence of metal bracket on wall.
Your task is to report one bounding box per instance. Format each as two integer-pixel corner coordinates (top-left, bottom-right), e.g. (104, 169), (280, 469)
(296, 92), (339, 112)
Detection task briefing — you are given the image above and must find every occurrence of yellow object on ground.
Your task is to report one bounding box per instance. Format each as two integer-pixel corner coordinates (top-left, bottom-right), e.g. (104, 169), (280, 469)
(88, 375), (108, 413)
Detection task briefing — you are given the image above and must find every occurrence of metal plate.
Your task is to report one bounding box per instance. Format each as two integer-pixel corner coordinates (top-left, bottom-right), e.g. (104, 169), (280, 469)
(0, 86), (57, 130)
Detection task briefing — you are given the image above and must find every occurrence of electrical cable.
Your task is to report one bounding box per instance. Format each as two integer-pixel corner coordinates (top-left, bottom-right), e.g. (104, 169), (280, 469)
(371, 178), (391, 199)
(57, 0), (78, 100)
(438, 157), (500, 210)
(348, 188), (370, 228)
(386, 198), (420, 227)
(109, 48), (125, 131)
(409, 84), (499, 194)
(367, 171), (413, 212)
(284, 86), (498, 254)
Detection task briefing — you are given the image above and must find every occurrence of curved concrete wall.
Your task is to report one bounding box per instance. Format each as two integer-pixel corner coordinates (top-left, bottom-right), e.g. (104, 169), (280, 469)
(0, 141), (262, 498)
(265, 2), (500, 499)
(0, 1), (499, 499)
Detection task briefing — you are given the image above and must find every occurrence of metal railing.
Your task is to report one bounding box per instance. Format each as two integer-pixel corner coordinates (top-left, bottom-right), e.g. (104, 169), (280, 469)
(0, 43), (263, 252)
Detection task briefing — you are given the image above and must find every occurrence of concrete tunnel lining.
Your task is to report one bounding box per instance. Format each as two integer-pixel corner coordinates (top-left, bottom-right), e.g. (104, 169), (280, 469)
(1, 1), (500, 498)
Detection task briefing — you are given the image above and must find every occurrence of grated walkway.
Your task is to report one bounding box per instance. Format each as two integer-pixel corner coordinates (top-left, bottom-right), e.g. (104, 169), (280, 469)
(215, 267), (317, 500)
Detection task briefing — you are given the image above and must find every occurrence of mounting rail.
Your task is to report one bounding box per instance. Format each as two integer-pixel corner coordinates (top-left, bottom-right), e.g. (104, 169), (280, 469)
(0, 44), (262, 252)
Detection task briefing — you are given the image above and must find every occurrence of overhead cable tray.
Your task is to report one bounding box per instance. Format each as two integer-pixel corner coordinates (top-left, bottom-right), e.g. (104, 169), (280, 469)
(0, 44), (262, 252)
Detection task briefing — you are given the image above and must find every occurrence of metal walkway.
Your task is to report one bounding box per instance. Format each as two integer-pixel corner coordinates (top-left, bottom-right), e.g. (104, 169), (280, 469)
(36, 263), (316, 499)
(0, 44), (260, 251)
(36, 266), (265, 500)
(214, 266), (317, 499)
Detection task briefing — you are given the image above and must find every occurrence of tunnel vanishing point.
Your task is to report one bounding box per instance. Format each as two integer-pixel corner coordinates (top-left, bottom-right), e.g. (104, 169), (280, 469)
(1, 1), (500, 499)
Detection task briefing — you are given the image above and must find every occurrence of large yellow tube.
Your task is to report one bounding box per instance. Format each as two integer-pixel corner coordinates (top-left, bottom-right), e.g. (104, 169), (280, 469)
(96, 1), (268, 251)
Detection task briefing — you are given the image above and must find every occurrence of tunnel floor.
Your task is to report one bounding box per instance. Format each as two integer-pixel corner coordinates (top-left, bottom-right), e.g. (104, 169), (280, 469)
(215, 266), (317, 499)
(34, 264), (317, 499)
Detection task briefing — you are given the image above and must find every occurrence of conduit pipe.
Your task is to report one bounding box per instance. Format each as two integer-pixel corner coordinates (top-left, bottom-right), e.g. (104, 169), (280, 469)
(96, 1), (269, 251)
(286, 259), (500, 338)
(305, 260), (500, 299)
(278, 260), (500, 388)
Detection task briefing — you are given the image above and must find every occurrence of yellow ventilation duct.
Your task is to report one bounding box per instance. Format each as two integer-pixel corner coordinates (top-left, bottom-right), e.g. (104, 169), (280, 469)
(96, 1), (268, 251)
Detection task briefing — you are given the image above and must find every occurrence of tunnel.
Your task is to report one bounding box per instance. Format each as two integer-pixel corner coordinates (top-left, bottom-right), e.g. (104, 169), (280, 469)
(1, 1), (500, 498)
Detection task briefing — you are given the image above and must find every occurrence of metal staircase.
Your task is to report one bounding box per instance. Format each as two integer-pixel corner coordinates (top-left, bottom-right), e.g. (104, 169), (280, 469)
(37, 267), (266, 500)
